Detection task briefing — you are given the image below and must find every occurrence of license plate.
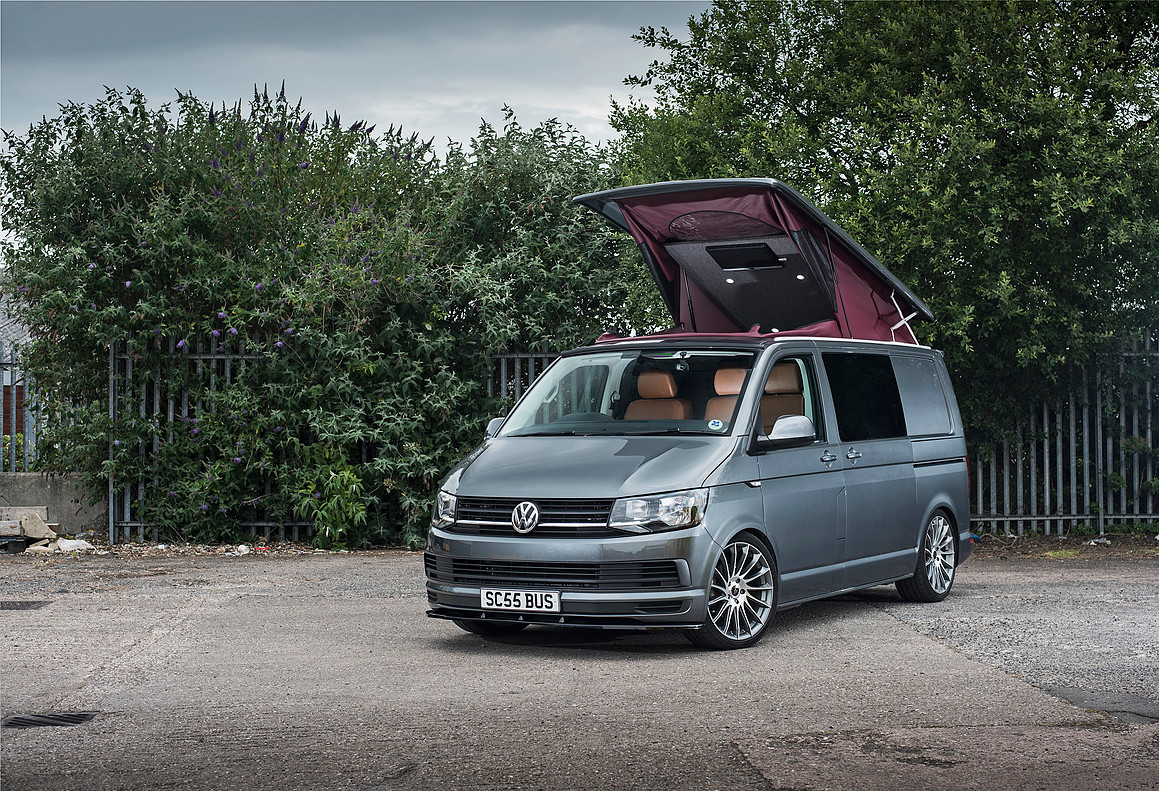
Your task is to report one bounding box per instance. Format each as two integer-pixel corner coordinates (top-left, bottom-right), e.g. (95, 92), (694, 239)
(481, 588), (560, 613)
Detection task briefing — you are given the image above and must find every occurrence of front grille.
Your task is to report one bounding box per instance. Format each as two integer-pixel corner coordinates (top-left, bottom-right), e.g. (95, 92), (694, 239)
(430, 558), (682, 591)
(450, 497), (619, 538)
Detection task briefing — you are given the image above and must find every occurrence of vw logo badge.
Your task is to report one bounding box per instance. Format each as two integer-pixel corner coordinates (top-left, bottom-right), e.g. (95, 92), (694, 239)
(511, 501), (539, 534)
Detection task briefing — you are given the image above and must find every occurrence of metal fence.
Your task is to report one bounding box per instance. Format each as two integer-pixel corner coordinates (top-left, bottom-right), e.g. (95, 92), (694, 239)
(1, 343), (39, 473)
(972, 333), (1159, 535)
(8, 336), (1159, 539)
(488, 345), (558, 401)
(107, 334), (312, 543)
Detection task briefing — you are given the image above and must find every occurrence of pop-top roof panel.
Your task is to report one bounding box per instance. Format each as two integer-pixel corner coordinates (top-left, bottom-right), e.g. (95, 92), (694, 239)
(573, 179), (932, 344)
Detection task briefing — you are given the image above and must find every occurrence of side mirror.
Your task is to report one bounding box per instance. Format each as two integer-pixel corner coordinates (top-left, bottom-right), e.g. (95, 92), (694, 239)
(484, 416), (506, 440)
(761, 415), (815, 450)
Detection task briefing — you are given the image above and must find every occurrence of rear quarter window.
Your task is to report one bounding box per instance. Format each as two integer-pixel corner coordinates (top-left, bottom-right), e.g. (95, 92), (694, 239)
(891, 356), (953, 436)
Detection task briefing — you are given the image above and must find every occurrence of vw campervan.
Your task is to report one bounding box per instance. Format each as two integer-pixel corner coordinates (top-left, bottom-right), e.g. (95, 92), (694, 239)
(425, 179), (972, 649)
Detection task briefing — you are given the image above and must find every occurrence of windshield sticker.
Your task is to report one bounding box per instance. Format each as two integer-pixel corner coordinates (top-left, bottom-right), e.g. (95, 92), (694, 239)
(708, 419), (724, 431)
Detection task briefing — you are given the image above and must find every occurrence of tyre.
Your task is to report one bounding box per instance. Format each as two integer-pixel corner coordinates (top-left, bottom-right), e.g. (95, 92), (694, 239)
(452, 619), (529, 636)
(897, 510), (957, 603)
(685, 531), (778, 650)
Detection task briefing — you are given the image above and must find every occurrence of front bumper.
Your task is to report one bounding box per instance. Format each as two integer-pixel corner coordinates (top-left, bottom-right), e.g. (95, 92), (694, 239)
(424, 523), (716, 630)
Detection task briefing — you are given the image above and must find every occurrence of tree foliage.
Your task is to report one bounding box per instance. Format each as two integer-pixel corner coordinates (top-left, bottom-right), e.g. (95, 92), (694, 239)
(1, 88), (652, 545)
(612, 0), (1159, 444)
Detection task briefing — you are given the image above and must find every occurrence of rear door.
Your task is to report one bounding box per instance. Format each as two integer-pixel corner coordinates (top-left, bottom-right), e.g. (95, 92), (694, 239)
(821, 351), (918, 588)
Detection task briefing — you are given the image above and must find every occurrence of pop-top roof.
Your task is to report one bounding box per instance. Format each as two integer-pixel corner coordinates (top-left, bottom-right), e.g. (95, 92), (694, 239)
(573, 179), (932, 344)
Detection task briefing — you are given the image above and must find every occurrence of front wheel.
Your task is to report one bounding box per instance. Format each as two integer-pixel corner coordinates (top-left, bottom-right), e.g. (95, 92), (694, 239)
(452, 619), (529, 636)
(685, 532), (778, 650)
(896, 511), (957, 603)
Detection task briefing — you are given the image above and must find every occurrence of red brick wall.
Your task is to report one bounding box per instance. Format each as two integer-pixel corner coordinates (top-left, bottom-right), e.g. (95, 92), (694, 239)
(1, 385), (26, 436)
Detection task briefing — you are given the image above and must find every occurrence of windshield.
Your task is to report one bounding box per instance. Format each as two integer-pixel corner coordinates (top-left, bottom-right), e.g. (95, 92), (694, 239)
(499, 349), (756, 437)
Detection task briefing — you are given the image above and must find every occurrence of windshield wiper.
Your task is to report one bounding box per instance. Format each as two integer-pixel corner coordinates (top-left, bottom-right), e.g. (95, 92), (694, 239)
(626, 428), (717, 436)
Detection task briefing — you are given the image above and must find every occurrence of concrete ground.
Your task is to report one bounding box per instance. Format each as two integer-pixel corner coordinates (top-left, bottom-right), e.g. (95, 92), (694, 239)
(0, 552), (1155, 790)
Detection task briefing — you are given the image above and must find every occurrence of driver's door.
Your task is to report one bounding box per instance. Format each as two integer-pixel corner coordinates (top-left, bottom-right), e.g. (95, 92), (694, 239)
(754, 353), (845, 603)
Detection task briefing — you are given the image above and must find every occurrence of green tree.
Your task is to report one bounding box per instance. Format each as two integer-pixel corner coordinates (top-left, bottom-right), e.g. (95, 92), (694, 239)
(613, 0), (1159, 444)
(1, 88), (653, 545)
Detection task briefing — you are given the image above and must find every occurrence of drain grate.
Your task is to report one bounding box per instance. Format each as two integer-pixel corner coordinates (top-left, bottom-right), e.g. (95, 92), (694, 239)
(2, 712), (99, 729)
(0, 601), (51, 611)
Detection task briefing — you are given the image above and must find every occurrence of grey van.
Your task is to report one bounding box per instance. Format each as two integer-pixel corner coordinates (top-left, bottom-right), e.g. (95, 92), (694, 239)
(425, 179), (972, 649)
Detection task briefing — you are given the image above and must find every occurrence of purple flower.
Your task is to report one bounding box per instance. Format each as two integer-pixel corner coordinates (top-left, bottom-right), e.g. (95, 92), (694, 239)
(275, 341), (283, 348)
(219, 506), (227, 513)
(314, 492), (322, 499)
(218, 312), (226, 319)
(113, 439), (120, 446)
(405, 276), (413, 283)
(168, 491), (176, 497)
(88, 264), (96, 270)
(212, 330), (220, 337)
(229, 328), (238, 335)
(210, 159), (220, 170)
(370, 279), (379, 285)
(192, 428), (199, 436)
(212, 189), (222, 198)
(139, 241), (147, 247)
(274, 426), (283, 432)
(361, 254), (369, 264)
(255, 283), (263, 290)
(125, 281), (131, 287)
(298, 162), (309, 169)
(284, 328), (293, 335)
(200, 504), (209, 512)
(17, 286), (28, 293)
(234, 457), (242, 463)
(177, 339), (186, 348)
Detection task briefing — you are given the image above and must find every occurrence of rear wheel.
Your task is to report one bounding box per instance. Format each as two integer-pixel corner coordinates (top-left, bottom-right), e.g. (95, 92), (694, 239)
(685, 532), (778, 650)
(452, 619), (529, 636)
(897, 511), (957, 602)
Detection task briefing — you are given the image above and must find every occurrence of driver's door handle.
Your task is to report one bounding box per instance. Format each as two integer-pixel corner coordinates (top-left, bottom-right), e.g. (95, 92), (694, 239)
(820, 452), (838, 464)
(846, 449), (863, 460)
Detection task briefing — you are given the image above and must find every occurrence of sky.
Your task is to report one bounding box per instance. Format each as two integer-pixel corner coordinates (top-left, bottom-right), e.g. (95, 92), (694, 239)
(1, 0), (708, 149)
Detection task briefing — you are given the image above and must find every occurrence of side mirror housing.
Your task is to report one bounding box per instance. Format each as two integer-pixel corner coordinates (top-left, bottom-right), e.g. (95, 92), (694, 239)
(756, 415), (816, 451)
(484, 416), (506, 440)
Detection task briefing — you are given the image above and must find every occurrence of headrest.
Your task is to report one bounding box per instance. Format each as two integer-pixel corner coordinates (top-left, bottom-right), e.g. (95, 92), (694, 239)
(714, 367), (747, 396)
(638, 370), (678, 399)
(765, 362), (802, 395)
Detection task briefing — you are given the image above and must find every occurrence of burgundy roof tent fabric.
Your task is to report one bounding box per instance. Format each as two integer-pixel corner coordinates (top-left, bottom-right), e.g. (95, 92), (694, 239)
(573, 179), (933, 344)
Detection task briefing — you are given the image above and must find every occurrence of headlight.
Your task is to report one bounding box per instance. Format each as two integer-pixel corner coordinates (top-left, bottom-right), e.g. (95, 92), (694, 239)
(432, 491), (456, 527)
(609, 488), (709, 533)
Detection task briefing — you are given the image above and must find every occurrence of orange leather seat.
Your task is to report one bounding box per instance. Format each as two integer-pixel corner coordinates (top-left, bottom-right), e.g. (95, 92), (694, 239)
(761, 362), (805, 433)
(704, 367), (747, 424)
(625, 371), (692, 420)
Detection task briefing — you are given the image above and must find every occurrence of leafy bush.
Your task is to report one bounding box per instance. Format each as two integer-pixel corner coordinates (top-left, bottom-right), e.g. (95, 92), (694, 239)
(1, 88), (656, 545)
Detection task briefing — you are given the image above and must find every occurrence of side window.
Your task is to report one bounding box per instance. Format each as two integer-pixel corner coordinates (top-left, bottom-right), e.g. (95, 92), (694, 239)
(822, 353), (907, 442)
(760, 356), (823, 441)
(892, 356), (953, 436)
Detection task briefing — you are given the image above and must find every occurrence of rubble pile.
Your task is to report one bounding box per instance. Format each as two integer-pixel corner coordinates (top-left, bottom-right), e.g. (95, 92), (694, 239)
(0, 509), (97, 554)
